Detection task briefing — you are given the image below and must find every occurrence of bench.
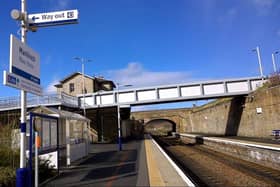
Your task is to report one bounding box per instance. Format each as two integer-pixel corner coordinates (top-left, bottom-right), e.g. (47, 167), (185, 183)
(272, 130), (280, 140)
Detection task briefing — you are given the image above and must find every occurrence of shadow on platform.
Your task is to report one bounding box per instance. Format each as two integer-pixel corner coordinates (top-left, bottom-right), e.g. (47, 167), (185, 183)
(43, 142), (142, 187)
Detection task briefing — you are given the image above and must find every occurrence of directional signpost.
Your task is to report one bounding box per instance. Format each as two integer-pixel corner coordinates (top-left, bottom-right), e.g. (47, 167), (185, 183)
(5, 1), (79, 186)
(28, 9), (78, 28)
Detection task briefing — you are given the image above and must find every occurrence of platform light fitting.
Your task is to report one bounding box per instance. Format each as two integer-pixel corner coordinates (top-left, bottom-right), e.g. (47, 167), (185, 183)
(11, 9), (25, 21)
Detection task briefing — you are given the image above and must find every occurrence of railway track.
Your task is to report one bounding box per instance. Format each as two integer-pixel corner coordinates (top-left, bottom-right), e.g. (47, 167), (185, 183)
(153, 136), (280, 187)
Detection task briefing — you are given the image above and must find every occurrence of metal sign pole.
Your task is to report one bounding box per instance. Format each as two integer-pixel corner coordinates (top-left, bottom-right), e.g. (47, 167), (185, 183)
(20, 0), (27, 170)
(15, 1), (30, 186)
(10, 2), (78, 186)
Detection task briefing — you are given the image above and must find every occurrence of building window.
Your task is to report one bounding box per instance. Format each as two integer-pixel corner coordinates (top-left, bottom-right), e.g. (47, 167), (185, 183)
(69, 83), (75, 92)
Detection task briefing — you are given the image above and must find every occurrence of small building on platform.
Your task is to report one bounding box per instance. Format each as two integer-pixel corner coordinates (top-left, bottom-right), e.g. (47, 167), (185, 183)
(29, 106), (92, 167)
(54, 72), (116, 97)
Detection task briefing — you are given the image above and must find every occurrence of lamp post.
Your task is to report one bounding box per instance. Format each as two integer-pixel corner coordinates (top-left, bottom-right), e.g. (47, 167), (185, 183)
(116, 83), (132, 151)
(97, 90), (104, 142)
(252, 46), (264, 80)
(73, 57), (92, 116)
(272, 51), (279, 73)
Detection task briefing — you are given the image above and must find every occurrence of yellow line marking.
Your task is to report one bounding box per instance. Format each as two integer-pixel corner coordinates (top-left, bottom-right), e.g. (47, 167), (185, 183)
(145, 139), (165, 186)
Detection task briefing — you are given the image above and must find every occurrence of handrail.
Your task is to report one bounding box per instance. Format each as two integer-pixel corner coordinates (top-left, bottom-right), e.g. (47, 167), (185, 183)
(0, 92), (79, 110)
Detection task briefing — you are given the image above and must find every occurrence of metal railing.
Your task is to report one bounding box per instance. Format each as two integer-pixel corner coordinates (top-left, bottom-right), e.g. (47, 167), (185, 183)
(0, 92), (79, 111)
(79, 76), (266, 108)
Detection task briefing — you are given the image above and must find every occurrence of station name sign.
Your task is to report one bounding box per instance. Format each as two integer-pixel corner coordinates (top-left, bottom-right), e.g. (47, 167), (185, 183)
(28, 9), (78, 27)
(3, 34), (42, 95)
(10, 34), (40, 84)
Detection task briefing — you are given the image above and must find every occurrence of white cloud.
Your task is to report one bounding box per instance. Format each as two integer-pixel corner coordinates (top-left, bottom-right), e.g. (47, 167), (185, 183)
(45, 79), (59, 94)
(218, 7), (237, 23)
(252, 0), (274, 7)
(251, 0), (275, 15)
(277, 29), (280, 37)
(42, 55), (52, 65)
(227, 8), (237, 17)
(107, 62), (192, 88)
(49, 0), (71, 10)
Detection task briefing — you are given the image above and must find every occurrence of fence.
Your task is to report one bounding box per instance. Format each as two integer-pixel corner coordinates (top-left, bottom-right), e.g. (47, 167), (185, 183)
(0, 92), (79, 111)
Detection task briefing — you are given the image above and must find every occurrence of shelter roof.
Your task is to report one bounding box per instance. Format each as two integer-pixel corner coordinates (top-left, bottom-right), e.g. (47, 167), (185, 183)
(30, 106), (90, 122)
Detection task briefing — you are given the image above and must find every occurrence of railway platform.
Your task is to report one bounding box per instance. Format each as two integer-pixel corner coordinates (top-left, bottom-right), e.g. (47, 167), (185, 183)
(180, 133), (280, 171)
(42, 135), (193, 187)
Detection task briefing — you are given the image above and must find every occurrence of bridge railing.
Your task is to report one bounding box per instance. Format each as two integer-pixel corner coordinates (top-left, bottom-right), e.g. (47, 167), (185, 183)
(0, 96), (21, 109)
(0, 92), (79, 111)
(60, 92), (79, 107)
(78, 76), (266, 108)
(0, 77), (266, 110)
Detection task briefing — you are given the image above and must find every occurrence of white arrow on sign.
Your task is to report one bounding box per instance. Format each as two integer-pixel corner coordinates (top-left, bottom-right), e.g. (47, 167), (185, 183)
(28, 9), (78, 27)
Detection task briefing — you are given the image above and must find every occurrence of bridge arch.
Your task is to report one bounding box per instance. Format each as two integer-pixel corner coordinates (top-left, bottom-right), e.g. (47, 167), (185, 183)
(144, 118), (176, 136)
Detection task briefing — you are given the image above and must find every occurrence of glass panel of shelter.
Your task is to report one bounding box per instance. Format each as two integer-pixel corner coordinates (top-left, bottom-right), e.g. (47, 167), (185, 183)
(27, 117), (57, 151)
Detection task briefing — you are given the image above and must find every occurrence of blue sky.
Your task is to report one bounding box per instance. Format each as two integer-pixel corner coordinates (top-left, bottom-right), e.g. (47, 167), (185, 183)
(1, 0), (280, 110)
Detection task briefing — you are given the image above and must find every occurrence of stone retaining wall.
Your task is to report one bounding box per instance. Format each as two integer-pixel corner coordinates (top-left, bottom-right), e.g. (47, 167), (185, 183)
(186, 86), (280, 138)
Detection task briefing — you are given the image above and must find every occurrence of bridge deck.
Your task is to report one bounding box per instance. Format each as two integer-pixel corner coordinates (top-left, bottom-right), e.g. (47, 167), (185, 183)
(80, 76), (265, 108)
(0, 76), (265, 111)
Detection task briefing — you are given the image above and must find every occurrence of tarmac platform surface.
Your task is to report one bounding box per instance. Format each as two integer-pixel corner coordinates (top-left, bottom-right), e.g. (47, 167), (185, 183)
(44, 135), (191, 187)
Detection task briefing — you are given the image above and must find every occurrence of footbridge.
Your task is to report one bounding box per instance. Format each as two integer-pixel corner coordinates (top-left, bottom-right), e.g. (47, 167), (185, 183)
(80, 76), (265, 108)
(0, 76), (265, 111)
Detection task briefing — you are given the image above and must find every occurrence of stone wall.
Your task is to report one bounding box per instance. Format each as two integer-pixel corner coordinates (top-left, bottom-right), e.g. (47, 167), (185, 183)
(132, 85), (280, 139)
(57, 74), (94, 96)
(187, 85), (280, 138)
(188, 97), (245, 136)
(132, 108), (191, 133)
(238, 85), (280, 137)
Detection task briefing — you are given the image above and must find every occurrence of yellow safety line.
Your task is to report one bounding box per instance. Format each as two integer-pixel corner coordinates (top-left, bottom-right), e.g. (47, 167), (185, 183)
(145, 139), (165, 186)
